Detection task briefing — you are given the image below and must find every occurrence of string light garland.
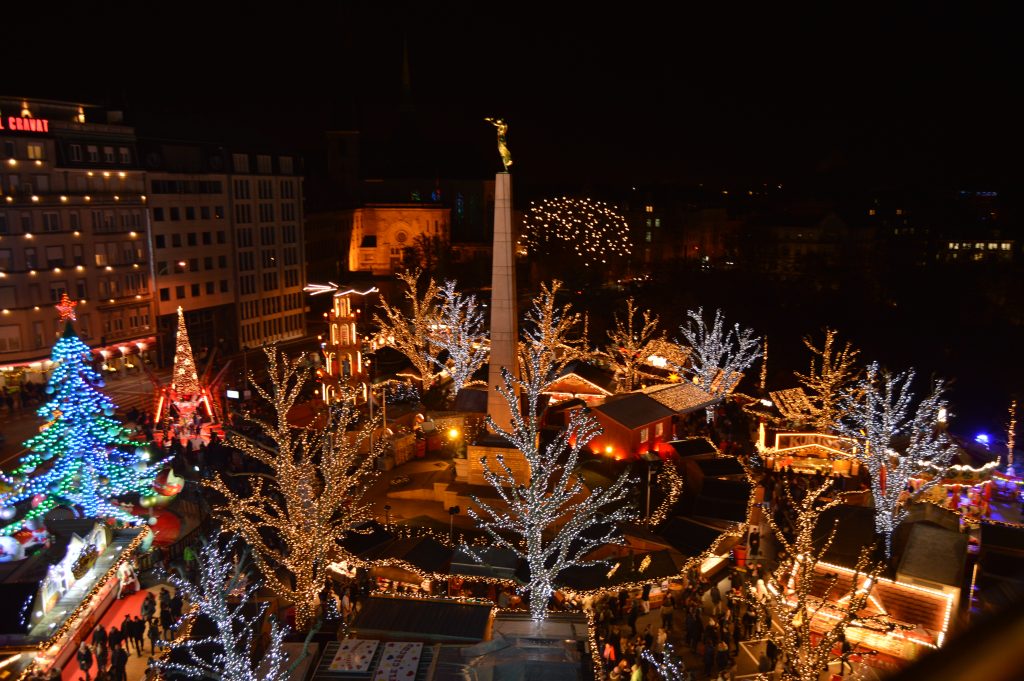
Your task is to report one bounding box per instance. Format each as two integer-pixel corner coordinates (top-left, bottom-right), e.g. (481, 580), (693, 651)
(18, 529), (151, 680)
(0, 299), (159, 533)
(760, 336), (768, 392)
(153, 538), (297, 681)
(373, 270), (442, 391)
(646, 456), (683, 527)
(674, 307), (761, 422)
(604, 297), (664, 392)
(206, 347), (382, 631)
(425, 280), (489, 394)
(835, 362), (957, 558)
(519, 197), (633, 268)
(641, 642), (689, 681)
(467, 285), (634, 622)
(170, 306), (200, 396)
(795, 328), (861, 433)
(739, 477), (897, 681)
(1007, 400), (1017, 469)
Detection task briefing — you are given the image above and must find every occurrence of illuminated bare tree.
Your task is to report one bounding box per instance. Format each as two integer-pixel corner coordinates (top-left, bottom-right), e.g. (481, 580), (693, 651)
(155, 537), (306, 681)
(426, 280), (489, 394)
(605, 297), (664, 392)
(795, 329), (861, 432)
(373, 269), (441, 391)
(836, 362), (956, 557)
(675, 307), (761, 421)
(468, 289), (633, 622)
(743, 478), (894, 681)
(518, 280), (590, 391)
(207, 348), (380, 630)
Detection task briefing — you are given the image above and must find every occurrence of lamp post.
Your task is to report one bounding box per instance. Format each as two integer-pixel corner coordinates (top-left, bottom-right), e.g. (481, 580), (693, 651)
(447, 505), (460, 597)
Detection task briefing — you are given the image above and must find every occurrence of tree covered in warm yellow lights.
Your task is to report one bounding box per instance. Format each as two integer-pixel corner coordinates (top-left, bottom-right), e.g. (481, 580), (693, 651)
(605, 297), (664, 392)
(742, 478), (895, 681)
(517, 280), (591, 392)
(795, 328), (860, 432)
(206, 348), (380, 631)
(373, 269), (442, 391)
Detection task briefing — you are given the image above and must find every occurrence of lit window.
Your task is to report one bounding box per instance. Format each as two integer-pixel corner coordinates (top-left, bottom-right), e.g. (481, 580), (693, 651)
(645, 231), (652, 243)
(639, 427), (649, 444)
(1001, 243), (1012, 251)
(868, 209), (876, 216)
(27, 144), (44, 160)
(895, 208), (903, 215)
(644, 205), (653, 213)
(655, 422), (664, 437)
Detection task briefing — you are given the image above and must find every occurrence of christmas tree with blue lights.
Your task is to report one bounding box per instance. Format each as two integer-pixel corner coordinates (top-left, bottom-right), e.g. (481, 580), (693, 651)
(0, 294), (157, 534)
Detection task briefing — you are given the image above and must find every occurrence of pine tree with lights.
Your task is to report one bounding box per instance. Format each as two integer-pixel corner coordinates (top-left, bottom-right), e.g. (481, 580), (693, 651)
(171, 305), (200, 397)
(468, 284), (633, 622)
(0, 294), (156, 533)
(155, 536), (306, 681)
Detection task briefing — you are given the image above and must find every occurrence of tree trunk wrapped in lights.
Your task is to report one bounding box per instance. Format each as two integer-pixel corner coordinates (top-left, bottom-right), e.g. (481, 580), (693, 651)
(674, 307), (761, 421)
(373, 269), (441, 391)
(742, 478), (896, 681)
(206, 348), (380, 631)
(426, 280), (489, 395)
(605, 297), (664, 392)
(154, 537), (307, 681)
(468, 286), (632, 622)
(794, 328), (860, 432)
(835, 362), (957, 558)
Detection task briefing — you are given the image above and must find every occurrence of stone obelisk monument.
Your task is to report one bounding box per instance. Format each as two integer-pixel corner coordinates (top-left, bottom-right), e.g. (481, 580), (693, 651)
(483, 117), (518, 432)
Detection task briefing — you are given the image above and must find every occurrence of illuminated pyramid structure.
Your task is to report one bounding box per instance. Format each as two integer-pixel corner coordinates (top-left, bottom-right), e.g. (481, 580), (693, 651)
(152, 307), (226, 442)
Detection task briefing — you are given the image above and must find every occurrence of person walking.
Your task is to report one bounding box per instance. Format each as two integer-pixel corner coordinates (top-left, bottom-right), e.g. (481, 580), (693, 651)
(107, 625), (122, 653)
(91, 625), (108, 651)
(131, 616), (146, 655)
(160, 603), (174, 639)
(660, 595), (674, 631)
(147, 618), (161, 654)
(140, 592), (156, 621)
(766, 638), (779, 671)
(93, 640), (108, 674)
(77, 642), (94, 681)
(109, 645), (128, 681)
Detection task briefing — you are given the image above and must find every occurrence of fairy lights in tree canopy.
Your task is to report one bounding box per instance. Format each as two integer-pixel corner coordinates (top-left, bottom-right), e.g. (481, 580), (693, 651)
(171, 305), (200, 396)
(374, 269), (442, 391)
(206, 348), (381, 631)
(154, 537), (298, 681)
(467, 287), (634, 622)
(740, 477), (896, 681)
(674, 307), (761, 422)
(604, 297), (664, 392)
(795, 328), (861, 433)
(836, 362), (957, 558)
(426, 280), (489, 395)
(0, 299), (157, 533)
(519, 197), (632, 267)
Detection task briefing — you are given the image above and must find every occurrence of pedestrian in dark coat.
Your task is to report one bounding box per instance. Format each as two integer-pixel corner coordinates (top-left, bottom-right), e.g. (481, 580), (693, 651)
(94, 641), (108, 672)
(110, 645), (129, 681)
(92, 625), (108, 650)
(77, 642), (94, 681)
(107, 626), (122, 651)
(160, 605), (174, 638)
(169, 593), (183, 622)
(147, 618), (161, 654)
(131, 616), (146, 654)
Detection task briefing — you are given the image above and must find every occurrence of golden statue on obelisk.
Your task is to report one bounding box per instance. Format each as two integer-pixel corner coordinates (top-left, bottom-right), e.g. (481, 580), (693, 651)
(485, 117), (512, 172)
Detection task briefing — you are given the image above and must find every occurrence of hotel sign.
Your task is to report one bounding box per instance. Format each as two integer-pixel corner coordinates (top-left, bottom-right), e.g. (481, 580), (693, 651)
(0, 117), (50, 133)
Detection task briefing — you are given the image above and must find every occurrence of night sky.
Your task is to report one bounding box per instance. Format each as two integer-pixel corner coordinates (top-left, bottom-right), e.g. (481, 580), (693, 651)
(3, 4), (1020, 188)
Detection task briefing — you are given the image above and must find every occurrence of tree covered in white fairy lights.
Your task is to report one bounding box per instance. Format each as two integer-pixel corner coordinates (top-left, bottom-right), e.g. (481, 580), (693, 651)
(741, 478), (895, 681)
(674, 307), (761, 421)
(425, 280), (489, 395)
(641, 642), (690, 681)
(155, 537), (303, 681)
(467, 284), (633, 622)
(207, 348), (380, 630)
(835, 362), (957, 558)
(0, 295), (157, 533)
(516, 280), (591, 390)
